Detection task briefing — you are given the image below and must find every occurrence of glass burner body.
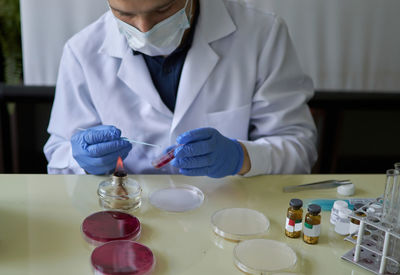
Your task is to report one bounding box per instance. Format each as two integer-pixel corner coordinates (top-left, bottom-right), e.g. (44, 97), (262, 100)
(98, 173), (142, 211)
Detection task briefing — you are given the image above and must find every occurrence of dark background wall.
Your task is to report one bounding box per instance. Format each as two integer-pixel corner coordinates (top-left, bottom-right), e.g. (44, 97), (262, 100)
(310, 92), (400, 174)
(1, 85), (399, 174)
(0, 47), (4, 82)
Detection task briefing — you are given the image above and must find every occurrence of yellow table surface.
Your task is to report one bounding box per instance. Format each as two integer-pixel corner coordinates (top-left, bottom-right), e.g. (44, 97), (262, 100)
(0, 174), (386, 275)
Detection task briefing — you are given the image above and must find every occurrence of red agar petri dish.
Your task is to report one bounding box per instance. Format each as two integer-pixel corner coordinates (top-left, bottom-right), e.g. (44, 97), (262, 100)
(91, 240), (155, 275)
(82, 211), (141, 246)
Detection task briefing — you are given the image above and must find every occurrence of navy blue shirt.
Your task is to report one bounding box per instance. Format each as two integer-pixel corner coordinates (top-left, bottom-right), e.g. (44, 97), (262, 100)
(133, 5), (199, 112)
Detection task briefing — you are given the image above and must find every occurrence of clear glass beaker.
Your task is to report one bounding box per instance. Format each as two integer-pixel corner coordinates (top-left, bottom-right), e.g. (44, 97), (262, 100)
(380, 168), (400, 272)
(395, 163), (400, 230)
(389, 162), (400, 273)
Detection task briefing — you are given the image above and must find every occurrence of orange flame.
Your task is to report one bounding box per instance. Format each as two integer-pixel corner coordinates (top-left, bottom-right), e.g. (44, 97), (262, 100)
(115, 156), (124, 172)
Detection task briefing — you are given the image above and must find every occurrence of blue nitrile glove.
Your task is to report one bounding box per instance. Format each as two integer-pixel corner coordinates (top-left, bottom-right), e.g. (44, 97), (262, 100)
(71, 125), (132, 175)
(171, 127), (244, 178)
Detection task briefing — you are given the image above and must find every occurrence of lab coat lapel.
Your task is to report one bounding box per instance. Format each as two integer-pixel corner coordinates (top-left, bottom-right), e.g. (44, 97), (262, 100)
(117, 51), (172, 116)
(172, 38), (218, 131)
(171, 0), (236, 132)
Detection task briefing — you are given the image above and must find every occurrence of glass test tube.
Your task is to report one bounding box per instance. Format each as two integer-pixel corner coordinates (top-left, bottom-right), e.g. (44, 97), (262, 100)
(151, 145), (182, 169)
(390, 163), (400, 273)
(380, 168), (400, 273)
(395, 163), (400, 228)
(382, 169), (400, 226)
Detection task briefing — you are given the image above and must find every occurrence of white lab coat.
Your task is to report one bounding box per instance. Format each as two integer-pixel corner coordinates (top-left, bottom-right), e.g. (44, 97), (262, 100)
(44, 0), (317, 175)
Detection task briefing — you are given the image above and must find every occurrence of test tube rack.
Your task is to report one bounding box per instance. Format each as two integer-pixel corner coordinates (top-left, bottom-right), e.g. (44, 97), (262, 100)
(341, 200), (400, 274)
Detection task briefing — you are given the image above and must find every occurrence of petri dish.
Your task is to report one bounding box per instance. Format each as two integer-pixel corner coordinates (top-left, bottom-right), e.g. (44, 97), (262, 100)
(234, 239), (297, 274)
(82, 211), (141, 246)
(91, 240), (155, 275)
(149, 185), (204, 212)
(211, 208), (270, 241)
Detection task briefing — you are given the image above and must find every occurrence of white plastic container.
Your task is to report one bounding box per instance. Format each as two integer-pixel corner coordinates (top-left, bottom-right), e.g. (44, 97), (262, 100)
(335, 208), (352, 235)
(330, 200), (349, 225)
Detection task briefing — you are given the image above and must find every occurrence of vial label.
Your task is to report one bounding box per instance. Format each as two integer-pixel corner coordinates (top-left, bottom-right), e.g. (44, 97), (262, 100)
(330, 213), (339, 225)
(285, 217), (302, 232)
(330, 208), (340, 225)
(304, 223), (320, 237)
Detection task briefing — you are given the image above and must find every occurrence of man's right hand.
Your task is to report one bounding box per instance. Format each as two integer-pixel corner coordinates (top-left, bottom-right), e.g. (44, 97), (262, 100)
(71, 125), (132, 175)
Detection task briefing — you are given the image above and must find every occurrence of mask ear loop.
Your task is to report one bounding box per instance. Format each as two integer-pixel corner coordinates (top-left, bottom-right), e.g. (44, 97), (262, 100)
(185, 0), (194, 23)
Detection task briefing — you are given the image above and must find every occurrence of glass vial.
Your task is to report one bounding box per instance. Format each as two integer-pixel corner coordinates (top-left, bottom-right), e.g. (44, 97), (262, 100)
(349, 204), (366, 239)
(330, 200), (349, 225)
(303, 204), (321, 244)
(285, 199), (303, 238)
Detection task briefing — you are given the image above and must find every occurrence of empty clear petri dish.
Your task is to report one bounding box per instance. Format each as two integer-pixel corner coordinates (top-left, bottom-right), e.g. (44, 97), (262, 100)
(82, 211), (141, 246)
(211, 208), (270, 241)
(149, 185), (204, 212)
(234, 239), (297, 274)
(91, 240), (155, 275)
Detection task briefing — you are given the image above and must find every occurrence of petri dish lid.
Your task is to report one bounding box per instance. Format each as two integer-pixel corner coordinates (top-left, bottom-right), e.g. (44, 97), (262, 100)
(82, 211), (141, 246)
(149, 185), (204, 212)
(234, 239), (297, 274)
(91, 240), (155, 275)
(211, 208), (270, 241)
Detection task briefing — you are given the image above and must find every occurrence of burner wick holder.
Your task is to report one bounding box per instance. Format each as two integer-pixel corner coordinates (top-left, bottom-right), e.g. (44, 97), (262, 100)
(97, 170), (142, 211)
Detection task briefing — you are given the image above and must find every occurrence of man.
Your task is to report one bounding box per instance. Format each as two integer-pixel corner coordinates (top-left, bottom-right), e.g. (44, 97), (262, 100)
(44, 0), (317, 177)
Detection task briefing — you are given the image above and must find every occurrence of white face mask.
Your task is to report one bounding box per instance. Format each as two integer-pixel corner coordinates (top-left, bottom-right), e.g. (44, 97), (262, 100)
(114, 0), (192, 56)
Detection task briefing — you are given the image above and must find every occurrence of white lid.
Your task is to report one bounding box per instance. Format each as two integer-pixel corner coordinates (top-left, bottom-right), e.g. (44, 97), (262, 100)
(370, 203), (383, 209)
(234, 239), (297, 273)
(337, 183), (355, 196)
(333, 200), (349, 210)
(149, 185), (204, 212)
(366, 207), (375, 214)
(211, 208), (270, 241)
(338, 208), (352, 219)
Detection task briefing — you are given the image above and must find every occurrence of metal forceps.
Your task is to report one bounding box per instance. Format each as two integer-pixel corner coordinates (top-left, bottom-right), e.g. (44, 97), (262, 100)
(283, 179), (352, 193)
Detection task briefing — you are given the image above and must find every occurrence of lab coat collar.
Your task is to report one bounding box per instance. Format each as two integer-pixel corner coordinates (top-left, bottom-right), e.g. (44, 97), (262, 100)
(99, 0), (237, 124)
(199, 0), (236, 43)
(100, 12), (172, 116)
(98, 11), (127, 58)
(117, 48), (173, 117)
